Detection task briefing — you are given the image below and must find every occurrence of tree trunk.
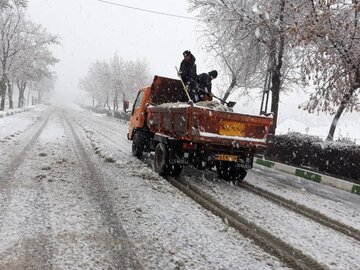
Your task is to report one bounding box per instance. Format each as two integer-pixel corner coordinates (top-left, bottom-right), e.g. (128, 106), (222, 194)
(0, 77), (7, 111)
(27, 86), (31, 106)
(269, 71), (281, 135)
(113, 94), (118, 111)
(37, 89), (41, 104)
(122, 92), (126, 112)
(7, 80), (13, 109)
(269, 0), (286, 136)
(222, 76), (237, 102)
(17, 81), (26, 108)
(105, 94), (110, 110)
(0, 60), (7, 111)
(326, 84), (358, 141)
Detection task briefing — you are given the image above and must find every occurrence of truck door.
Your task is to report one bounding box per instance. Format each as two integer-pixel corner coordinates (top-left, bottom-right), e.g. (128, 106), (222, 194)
(128, 89), (146, 140)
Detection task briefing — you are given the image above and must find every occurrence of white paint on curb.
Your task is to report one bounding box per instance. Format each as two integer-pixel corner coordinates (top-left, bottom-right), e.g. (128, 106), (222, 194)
(320, 175), (353, 192)
(273, 162), (296, 175)
(254, 157), (359, 196)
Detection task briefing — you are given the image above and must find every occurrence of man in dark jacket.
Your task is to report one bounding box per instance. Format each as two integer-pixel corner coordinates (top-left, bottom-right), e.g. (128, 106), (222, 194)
(179, 50), (198, 101)
(196, 70), (218, 102)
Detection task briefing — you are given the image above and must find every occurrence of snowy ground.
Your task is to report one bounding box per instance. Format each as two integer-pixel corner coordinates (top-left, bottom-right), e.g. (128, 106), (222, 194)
(0, 105), (359, 269)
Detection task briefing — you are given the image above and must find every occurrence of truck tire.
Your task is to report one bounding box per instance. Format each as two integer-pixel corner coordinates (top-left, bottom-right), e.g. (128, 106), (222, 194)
(238, 168), (247, 181)
(132, 131), (145, 158)
(154, 143), (169, 176)
(154, 143), (183, 177)
(168, 163), (183, 177)
(216, 162), (247, 182)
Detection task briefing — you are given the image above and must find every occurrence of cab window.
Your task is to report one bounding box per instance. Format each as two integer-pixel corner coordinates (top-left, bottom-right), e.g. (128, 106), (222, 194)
(132, 90), (144, 114)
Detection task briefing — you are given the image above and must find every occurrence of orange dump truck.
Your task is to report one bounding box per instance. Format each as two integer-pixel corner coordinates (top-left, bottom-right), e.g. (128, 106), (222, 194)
(127, 76), (273, 181)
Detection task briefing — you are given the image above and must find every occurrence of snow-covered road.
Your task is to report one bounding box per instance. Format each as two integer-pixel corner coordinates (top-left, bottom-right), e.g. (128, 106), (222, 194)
(0, 105), (359, 269)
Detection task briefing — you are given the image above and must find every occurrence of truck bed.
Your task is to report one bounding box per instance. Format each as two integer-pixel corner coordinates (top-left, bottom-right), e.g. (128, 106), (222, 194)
(146, 102), (272, 149)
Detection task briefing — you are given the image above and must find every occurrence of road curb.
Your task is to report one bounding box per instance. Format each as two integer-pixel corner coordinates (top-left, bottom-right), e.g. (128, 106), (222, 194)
(0, 107), (33, 118)
(253, 157), (360, 196)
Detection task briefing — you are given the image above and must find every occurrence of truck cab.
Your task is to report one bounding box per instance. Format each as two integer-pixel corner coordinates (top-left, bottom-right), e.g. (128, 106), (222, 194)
(128, 87), (151, 141)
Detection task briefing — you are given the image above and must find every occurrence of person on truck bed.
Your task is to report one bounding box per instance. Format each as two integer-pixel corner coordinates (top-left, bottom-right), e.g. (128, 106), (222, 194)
(196, 70), (218, 102)
(179, 50), (198, 102)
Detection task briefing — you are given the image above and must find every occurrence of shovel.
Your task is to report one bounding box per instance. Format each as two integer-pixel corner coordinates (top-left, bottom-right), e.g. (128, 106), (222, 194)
(175, 66), (193, 104)
(198, 88), (236, 108)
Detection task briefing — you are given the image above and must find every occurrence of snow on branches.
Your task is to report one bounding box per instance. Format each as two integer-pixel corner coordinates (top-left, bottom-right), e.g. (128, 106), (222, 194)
(79, 55), (151, 111)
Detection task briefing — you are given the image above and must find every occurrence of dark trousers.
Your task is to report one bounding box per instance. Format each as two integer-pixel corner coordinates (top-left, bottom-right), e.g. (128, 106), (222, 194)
(187, 81), (199, 102)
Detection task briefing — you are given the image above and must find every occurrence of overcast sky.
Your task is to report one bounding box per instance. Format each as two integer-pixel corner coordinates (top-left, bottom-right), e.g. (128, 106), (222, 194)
(27, 0), (210, 100)
(26, 0), (359, 140)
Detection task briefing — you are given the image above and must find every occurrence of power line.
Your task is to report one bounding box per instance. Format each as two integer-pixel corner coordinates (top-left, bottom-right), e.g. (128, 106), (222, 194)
(96, 0), (198, 21)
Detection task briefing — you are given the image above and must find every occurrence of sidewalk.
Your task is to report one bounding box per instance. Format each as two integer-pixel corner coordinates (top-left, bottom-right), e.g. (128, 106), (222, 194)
(254, 157), (360, 196)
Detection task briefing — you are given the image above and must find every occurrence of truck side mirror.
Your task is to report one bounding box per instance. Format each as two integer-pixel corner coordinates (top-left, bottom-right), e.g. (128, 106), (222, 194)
(123, 100), (130, 111)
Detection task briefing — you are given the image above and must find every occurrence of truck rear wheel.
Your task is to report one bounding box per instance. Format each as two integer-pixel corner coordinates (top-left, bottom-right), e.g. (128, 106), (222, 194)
(154, 143), (183, 177)
(154, 143), (169, 176)
(216, 162), (247, 182)
(168, 163), (183, 177)
(132, 131), (145, 158)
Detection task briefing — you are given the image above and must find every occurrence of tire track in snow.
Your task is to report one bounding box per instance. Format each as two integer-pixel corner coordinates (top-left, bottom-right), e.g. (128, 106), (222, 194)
(77, 116), (131, 156)
(61, 112), (142, 270)
(0, 109), (53, 187)
(0, 109), (53, 224)
(0, 110), (57, 269)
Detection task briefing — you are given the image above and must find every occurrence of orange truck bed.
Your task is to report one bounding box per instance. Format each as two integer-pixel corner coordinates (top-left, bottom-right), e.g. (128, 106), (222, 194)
(146, 103), (272, 149)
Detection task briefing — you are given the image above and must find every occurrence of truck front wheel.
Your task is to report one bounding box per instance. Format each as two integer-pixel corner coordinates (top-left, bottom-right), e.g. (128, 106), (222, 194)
(132, 131), (145, 158)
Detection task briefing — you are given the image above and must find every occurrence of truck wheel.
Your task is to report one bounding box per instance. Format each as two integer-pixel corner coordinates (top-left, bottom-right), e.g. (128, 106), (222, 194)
(154, 143), (170, 176)
(132, 131), (145, 158)
(169, 163), (183, 177)
(216, 162), (227, 180)
(194, 160), (205, 170)
(154, 143), (183, 177)
(238, 168), (247, 181)
(217, 162), (246, 182)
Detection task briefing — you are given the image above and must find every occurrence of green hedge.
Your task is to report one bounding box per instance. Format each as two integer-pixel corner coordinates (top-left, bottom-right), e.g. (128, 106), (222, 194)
(265, 133), (360, 183)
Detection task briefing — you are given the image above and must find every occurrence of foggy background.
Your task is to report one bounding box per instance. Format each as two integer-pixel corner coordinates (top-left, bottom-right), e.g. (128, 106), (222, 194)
(26, 0), (360, 141)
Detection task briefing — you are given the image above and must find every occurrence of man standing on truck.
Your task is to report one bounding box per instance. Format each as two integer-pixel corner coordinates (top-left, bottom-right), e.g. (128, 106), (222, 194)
(196, 70), (218, 102)
(179, 50), (198, 102)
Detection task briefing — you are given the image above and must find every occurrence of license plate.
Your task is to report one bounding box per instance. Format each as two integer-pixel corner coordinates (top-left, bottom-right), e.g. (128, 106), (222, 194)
(219, 121), (246, 136)
(214, 154), (238, 162)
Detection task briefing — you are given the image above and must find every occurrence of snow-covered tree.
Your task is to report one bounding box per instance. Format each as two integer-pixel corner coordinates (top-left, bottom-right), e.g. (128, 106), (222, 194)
(0, 0), (27, 9)
(79, 72), (103, 107)
(10, 32), (58, 108)
(109, 54), (126, 111)
(291, 0), (360, 140)
(0, 7), (59, 110)
(80, 55), (151, 112)
(33, 73), (56, 104)
(124, 58), (151, 99)
(189, 0), (299, 134)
